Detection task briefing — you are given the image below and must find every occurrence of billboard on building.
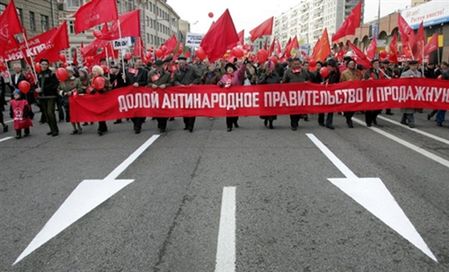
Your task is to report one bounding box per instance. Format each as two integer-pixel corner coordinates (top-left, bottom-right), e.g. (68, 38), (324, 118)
(401, 1), (449, 29)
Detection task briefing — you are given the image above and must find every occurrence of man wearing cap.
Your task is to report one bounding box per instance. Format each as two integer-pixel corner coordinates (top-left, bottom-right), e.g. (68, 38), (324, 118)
(363, 59), (385, 127)
(282, 58), (310, 131)
(149, 59), (172, 133)
(400, 60), (421, 128)
(36, 59), (59, 136)
(126, 57), (149, 134)
(174, 56), (202, 132)
(340, 58), (362, 128)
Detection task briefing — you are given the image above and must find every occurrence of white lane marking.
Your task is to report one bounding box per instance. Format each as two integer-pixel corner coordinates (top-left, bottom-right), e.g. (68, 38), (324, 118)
(5, 119), (13, 124)
(0, 136), (13, 143)
(14, 134), (160, 265)
(215, 186), (236, 272)
(378, 115), (449, 146)
(353, 118), (449, 169)
(306, 133), (438, 262)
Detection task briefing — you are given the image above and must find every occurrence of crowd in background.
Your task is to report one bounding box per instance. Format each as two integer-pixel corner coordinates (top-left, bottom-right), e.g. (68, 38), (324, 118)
(1, 55), (449, 139)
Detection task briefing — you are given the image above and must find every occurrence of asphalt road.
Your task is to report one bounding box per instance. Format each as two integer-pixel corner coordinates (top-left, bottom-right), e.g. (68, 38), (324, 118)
(1, 110), (449, 271)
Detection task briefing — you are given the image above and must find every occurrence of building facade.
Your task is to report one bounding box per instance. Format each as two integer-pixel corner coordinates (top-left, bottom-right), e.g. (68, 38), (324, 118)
(273, 0), (362, 47)
(411, 0), (431, 7)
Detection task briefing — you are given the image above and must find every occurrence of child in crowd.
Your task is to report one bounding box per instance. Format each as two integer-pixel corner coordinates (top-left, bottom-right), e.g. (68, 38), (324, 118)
(10, 90), (33, 139)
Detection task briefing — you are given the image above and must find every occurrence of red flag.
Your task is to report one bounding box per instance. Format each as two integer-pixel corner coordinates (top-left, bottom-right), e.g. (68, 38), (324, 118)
(133, 36), (144, 58)
(0, 0), (24, 56)
(398, 14), (415, 49)
(388, 33), (398, 64)
(72, 48), (78, 66)
(424, 33), (438, 56)
(413, 21), (425, 62)
(238, 30), (244, 45)
(73, 0), (118, 34)
(311, 29), (331, 62)
(200, 9), (239, 62)
(95, 10), (141, 41)
(250, 17), (274, 42)
(366, 38), (377, 60)
(269, 38), (275, 55)
(275, 39), (282, 56)
(332, 2), (362, 42)
(161, 35), (178, 54)
(81, 39), (108, 57)
(348, 41), (371, 68)
(34, 22), (70, 62)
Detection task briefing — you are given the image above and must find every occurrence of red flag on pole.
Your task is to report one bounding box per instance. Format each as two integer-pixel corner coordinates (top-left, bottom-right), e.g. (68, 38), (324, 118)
(413, 21), (425, 62)
(73, 0), (118, 34)
(133, 36), (144, 58)
(269, 38), (275, 55)
(0, 0), (24, 56)
(200, 9), (239, 62)
(398, 14), (415, 50)
(348, 41), (371, 68)
(162, 35), (178, 54)
(250, 17), (274, 42)
(388, 33), (398, 64)
(332, 1), (362, 42)
(311, 28), (331, 62)
(34, 22), (70, 62)
(424, 33), (438, 56)
(72, 48), (78, 66)
(94, 10), (141, 41)
(366, 38), (377, 60)
(238, 30), (244, 45)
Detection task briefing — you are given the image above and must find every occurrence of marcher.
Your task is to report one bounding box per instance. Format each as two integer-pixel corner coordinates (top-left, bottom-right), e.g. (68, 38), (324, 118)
(90, 65), (110, 136)
(319, 59), (339, 129)
(257, 61), (280, 129)
(126, 57), (148, 134)
(340, 58), (362, 128)
(149, 59), (172, 133)
(364, 59), (384, 127)
(58, 67), (82, 134)
(400, 60), (422, 128)
(36, 59), (59, 136)
(0, 74), (8, 132)
(10, 90), (32, 139)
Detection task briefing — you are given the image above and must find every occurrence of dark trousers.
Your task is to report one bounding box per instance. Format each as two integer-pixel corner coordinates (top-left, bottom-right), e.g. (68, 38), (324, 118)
(157, 118), (168, 131)
(365, 110), (381, 126)
(436, 110), (446, 125)
(290, 114), (301, 129)
(16, 128), (30, 136)
(318, 113), (333, 126)
(226, 117), (239, 129)
(56, 95), (64, 122)
(183, 117), (196, 131)
(131, 117), (146, 132)
(40, 98), (58, 133)
(0, 109), (4, 125)
(98, 121), (108, 132)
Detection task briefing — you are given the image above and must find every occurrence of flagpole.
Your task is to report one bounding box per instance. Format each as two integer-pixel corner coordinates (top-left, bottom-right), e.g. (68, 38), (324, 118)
(22, 33), (39, 86)
(117, 19), (126, 82)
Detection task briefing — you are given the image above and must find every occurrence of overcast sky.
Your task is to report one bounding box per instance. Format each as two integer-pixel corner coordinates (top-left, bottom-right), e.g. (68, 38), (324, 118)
(167, 0), (411, 35)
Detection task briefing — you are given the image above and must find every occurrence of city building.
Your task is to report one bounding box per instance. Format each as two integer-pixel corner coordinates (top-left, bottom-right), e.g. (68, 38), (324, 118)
(411, 0), (431, 7)
(273, 0), (363, 48)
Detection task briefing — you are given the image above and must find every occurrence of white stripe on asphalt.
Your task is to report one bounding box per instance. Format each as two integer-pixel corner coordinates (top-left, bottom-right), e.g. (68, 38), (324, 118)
(0, 136), (13, 143)
(215, 186), (236, 272)
(353, 118), (449, 169)
(378, 115), (449, 146)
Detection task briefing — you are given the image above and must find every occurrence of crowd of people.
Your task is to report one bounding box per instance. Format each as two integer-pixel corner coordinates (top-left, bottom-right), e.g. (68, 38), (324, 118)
(1, 54), (448, 139)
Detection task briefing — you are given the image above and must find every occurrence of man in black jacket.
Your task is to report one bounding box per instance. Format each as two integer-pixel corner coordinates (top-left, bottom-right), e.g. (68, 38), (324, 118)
(36, 59), (59, 136)
(0, 75), (8, 132)
(126, 58), (148, 134)
(174, 56), (202, 132)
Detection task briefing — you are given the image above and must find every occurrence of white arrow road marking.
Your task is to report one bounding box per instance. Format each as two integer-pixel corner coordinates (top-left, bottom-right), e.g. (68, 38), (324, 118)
(215, 186), (236, 272)
(353, 117), (449, 169)
(14, 134), (160, 265)
(306, 133), (437, 262)
(377, 115), (449, 146)
(0, 136), (13, 143)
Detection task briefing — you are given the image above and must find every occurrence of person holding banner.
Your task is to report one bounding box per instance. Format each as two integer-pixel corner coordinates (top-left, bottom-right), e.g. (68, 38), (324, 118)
(126, 57), (148, 134)
(340, 58), (362, 128)
(149, 59), (172, 133)
(364, 59), (384, 127)
(400, 60), (422, 128)
(58, 67), (82, 135)
(318, 59), (338, 129)
(174, 56), (202, 133)
(257, 61), (280, 129)
(90, 65), (111, 136)
(281, 58), (310, 131)
(36, 59), (59, 137)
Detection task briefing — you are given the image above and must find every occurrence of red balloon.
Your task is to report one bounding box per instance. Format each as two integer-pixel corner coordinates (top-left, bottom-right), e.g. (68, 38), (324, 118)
(93, 76), (106, 91)
(56, 68), (69, 82)
(124, 52), (132, 61)
(231, 47), (244, 58)
(34, 63), (42, 73)
(18, 80), (31, 94)
(59, 54), (66, 63)
(208, 12), (214, 18)
(256, 49), (269, 64)
(379, 50), (388, 59)
(155, 49), (164, 58)
(320, 66), (330, 78)
(309, 59), (317, 67)
(195, 47), (207, 61)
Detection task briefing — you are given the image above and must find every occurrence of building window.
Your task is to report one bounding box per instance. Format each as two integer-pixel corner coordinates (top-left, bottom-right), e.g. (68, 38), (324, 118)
(150, 34), (154, 44)
(149, 2), (153, 12)
(17, 8), (23, 25)
(67, 0), (82, 9)
(69, 20), (75, 34)
(29, 11), (36, 31)
(41, 14), (49, 32)
(146, 16), (149, 26)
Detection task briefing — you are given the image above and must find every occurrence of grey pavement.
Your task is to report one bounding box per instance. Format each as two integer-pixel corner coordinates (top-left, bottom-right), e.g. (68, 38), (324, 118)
(1, 110), (449, 271)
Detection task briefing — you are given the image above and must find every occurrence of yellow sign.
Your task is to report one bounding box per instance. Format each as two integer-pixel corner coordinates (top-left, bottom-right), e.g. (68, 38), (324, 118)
(427, 35), (444, 47)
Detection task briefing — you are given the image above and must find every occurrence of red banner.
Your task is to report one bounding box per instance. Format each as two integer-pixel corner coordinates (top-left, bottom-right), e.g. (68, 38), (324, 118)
(70, 79), (449, 122)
